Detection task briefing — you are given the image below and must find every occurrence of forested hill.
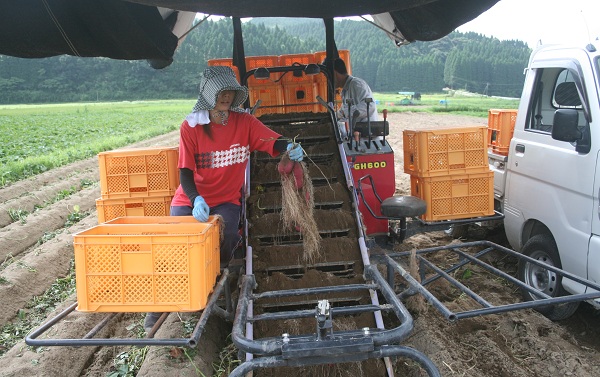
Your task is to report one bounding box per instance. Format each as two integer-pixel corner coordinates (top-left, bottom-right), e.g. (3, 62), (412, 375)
(0, 18), (530, 104)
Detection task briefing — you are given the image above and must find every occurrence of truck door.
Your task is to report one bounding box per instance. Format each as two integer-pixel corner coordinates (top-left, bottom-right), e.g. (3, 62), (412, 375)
(504, 56), (595, 295)
(589, 57), (600, 295)
(590, 151), (600, 295)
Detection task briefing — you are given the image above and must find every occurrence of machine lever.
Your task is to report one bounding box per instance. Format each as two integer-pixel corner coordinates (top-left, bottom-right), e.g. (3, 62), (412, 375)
(346, 99), (355, 149)
(250, 99), (262, 115)
(351, 109), (360, 150)
(315, 95), (332, 112)
(365, 98), (373, 149)
(382, 109), (388, 146)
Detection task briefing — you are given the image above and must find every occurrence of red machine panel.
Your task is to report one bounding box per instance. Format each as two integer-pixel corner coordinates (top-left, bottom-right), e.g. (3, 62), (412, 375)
(346, 143), (395, 235)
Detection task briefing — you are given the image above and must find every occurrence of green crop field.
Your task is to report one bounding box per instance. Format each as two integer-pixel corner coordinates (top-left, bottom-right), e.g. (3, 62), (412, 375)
(374, 91), (520, 117)
(0, 93), (520, 187)
(0, 100), (193, 187)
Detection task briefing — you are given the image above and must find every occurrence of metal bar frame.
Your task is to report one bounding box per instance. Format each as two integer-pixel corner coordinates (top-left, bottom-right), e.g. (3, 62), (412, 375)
(229, 345), (441, 377)
(230, 265), (440, 375)
(371, 240), (600, 321)
(25, 269), (234, 347)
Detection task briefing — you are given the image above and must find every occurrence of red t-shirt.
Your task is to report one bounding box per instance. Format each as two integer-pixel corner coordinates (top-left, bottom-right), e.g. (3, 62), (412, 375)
(171, 112), (281, 208)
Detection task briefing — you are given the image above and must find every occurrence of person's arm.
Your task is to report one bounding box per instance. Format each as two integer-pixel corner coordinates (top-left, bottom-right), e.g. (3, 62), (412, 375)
(244, 114), (302, 160)
(273, 137), (288, 154)
(347, 79), (378, 121)
(181, 167), (209, 221)
(179, 168), (199, 203)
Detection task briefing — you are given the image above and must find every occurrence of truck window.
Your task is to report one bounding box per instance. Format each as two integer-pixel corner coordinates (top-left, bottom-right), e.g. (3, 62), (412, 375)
(527, 68), (553, 133)
(552, 70), (582, 109)
(527, 68), (584, 134)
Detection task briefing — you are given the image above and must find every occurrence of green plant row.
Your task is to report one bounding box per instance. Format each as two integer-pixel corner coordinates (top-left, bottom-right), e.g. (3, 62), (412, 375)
(373, 92), (520, 117)
(0, 95), (520, 187)
(0, 100), (193, 187)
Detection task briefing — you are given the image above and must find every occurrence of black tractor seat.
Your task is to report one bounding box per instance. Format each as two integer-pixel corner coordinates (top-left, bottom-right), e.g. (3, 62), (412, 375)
(380, 195), (427, 219)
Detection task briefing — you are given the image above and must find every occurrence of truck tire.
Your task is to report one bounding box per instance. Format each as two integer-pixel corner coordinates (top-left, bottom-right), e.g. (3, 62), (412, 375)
(517, 234), (580, 321)
(446, 224), (469, 239)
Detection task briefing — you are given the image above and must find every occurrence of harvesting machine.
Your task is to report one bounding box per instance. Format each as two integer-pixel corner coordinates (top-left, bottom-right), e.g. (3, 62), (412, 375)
(21, 5), (600, 377)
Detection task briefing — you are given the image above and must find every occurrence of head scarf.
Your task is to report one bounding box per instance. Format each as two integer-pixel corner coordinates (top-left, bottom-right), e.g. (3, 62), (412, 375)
(192, 66), (248, 113)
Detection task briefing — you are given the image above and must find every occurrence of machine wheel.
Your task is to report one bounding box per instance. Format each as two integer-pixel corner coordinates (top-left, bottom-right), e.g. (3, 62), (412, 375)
(446, 224), (469, 239)
(517, 234), (579, 321)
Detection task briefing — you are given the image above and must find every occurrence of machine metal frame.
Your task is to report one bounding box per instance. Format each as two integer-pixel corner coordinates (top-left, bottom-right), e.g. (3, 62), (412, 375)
(26, 269), (235, 347)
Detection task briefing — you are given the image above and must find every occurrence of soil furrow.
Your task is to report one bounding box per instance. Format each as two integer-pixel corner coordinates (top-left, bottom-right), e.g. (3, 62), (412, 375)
(0, 158), (99, 204)
(0, 168), (98, 228)
(0, 214), (97, 324)
(0, 186), (99, 262)
(0, 298), (129, 377)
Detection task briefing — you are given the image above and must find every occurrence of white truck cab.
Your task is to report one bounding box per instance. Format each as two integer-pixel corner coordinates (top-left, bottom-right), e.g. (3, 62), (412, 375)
(489, 43), (600, 320)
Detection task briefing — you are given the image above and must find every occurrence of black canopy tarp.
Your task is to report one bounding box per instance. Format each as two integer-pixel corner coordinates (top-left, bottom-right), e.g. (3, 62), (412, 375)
(0, 0), (179, 60)
(0, 0), (500, 65)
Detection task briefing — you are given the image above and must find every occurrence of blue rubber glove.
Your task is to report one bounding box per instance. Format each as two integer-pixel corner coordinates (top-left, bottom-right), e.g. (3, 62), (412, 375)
(192, 196), (210, 222)
(287, 143), (303, 161)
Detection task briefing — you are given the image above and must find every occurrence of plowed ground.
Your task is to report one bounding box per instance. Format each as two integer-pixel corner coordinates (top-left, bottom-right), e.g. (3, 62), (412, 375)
(0, 112), (598, 377)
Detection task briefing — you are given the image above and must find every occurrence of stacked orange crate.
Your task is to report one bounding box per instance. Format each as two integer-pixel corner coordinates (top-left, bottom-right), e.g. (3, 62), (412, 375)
(403, 126), (494, 221)
(207, 58), (240, 82)
(488, 109), (517, 156)
(73, 217), (220, 312)
(96, 196), (173, 223)
(314, 50), (351, 111)
(279, 53), (319, 113)
(245, 55), (280, 86)
(245, 55), (284, 116)
(103, 216), (222, 298)
(95, 146), (179, 223)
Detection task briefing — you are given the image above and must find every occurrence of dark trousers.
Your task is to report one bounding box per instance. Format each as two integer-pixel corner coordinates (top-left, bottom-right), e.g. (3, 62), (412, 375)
(171, 202), (242, 267)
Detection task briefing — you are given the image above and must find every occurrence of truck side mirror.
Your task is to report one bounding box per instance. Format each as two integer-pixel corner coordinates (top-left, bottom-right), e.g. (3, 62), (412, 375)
(551, 109), (581, 142)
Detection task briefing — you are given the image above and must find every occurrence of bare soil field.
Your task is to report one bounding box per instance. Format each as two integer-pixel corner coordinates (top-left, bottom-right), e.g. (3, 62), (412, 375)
(0, 112), (598, 376)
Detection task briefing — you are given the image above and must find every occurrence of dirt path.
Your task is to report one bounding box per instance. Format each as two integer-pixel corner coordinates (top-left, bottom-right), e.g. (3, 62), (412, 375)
(0, 112), (598, 376)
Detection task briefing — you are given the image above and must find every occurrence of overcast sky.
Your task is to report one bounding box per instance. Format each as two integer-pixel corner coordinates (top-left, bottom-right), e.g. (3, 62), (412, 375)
(202, 1), (600, 49)
(456, 0), (600, 48)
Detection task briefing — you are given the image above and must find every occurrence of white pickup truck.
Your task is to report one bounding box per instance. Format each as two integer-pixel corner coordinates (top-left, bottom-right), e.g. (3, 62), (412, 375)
(488, 43), (600, 320)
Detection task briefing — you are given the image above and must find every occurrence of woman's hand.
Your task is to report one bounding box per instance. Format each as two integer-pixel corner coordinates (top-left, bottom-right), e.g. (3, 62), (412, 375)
(287, 143), (304, 161)
(193, 196), (210, 222)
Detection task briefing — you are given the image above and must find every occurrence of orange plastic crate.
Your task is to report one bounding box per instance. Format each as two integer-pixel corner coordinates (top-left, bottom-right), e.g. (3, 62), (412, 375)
(73, 219), (220, 312)
(313, 81), (332, 113)
(403, 126), (489, 177)
(96, 195), (172, 223)
(98, 146), (179, 199)
(248, 84), (285, 116)
(488, 109), (517, 156)
(103, 216), (221, 299)
(207, 58), (240, 82)
(279, 53), (315, 84)
(283, 83), (319, 113)
(314, 49), (352, 74)
(314, 79), (341, 112)
(410, 171), (494, 221)
(245, 55), (280, 86)
(279, 53), (314, 66)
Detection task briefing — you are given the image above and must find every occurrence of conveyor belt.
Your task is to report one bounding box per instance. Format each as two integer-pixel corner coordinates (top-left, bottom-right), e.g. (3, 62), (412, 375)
(233, 112), (439, 377)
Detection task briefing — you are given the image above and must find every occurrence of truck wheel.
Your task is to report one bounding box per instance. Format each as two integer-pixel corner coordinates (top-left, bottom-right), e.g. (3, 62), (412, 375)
(446, 224), (469, 239)
(517, 234), (580, 321)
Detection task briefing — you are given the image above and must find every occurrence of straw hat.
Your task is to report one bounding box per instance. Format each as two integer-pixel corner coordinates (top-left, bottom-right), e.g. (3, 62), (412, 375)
(192, 66), (248, 113)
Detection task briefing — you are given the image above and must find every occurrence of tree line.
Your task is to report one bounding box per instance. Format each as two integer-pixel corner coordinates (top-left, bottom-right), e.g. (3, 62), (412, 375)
(0, 18), (531, 104)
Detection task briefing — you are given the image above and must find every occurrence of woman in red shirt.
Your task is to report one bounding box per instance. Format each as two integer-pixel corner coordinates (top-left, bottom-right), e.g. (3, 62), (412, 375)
(146, 66), (302, 333)
(172, 66), (303, 266)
